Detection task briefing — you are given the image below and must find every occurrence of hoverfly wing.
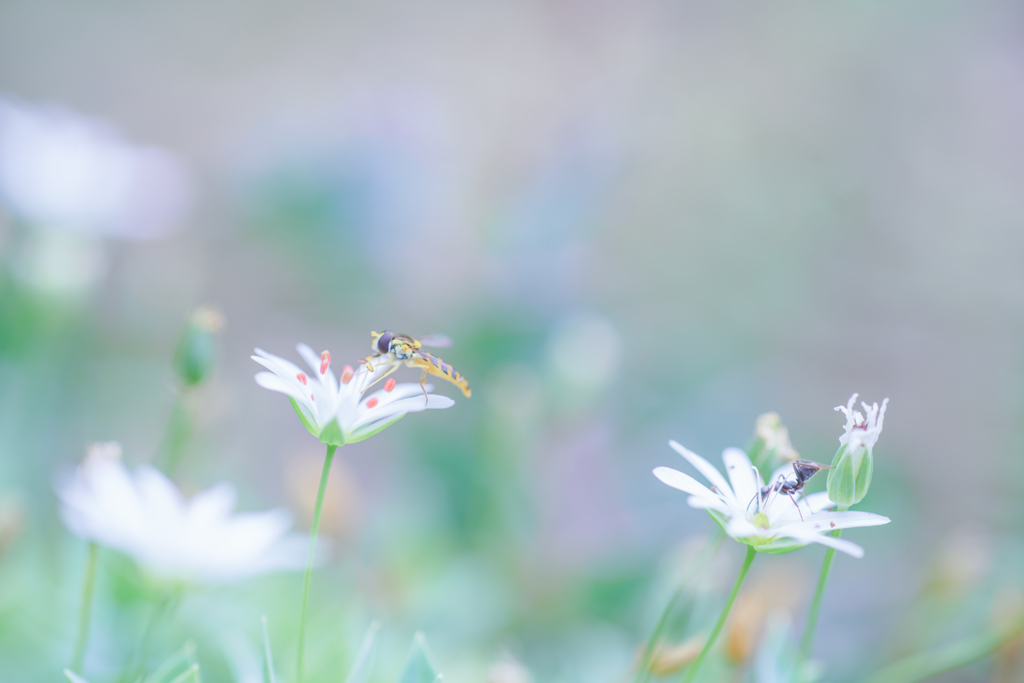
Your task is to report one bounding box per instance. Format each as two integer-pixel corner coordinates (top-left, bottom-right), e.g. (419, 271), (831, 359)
(415, 333), (453, 348)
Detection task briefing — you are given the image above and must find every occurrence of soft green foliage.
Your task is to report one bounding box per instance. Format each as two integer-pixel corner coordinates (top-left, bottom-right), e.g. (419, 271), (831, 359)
(826, 444), (873, 507)
(261, 617), (277, 683)
(344, 622), (380, 683)
(397, 634), (441, 683)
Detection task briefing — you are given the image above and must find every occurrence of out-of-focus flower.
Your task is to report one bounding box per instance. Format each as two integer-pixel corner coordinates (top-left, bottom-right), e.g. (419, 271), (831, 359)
(253, 343), (454, 446)
(654, 441), (889, 558)
(827, 394), (889, 507)
(643, 637), (705, 677)
(0, 96), (190, 239)
(751, 412), (799, 467)
(57, 443), (307, 583)
(173, 306), (225, 387)
(488, 653), (533, 683)
(724, 564), (804, 665)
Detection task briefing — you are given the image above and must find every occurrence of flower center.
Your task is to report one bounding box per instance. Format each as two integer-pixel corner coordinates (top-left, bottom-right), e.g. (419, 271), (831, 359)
(753, 512), (770, 531)
(320, 350), (331, 374)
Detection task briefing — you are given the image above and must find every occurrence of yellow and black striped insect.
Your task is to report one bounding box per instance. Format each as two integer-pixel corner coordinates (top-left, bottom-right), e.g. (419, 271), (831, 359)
(363, 330), (471, 400)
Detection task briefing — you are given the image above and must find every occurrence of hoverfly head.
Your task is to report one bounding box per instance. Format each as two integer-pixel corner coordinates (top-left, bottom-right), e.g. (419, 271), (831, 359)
(375, 330), (394, 355)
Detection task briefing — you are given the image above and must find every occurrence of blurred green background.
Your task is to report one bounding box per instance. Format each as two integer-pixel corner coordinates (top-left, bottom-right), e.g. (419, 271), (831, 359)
(1, 1), (1023, 681)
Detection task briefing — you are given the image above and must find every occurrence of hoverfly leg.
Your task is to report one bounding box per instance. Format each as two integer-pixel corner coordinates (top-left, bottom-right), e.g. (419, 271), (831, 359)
(419, 369), (429, 407)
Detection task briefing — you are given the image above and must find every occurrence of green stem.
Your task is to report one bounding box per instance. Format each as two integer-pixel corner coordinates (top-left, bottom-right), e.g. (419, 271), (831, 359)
(296, 444), (337, 683)
(70, 542), (99, 673)
(159, 394), (191, 475)
(681, 544), (756, 683)
(799, 505), (849, 661)
(860, 617), (1024, 683)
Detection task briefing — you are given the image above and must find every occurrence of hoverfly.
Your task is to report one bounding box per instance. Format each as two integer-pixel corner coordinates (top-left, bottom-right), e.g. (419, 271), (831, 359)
(362, 330), (471, 401)
(750, 460), (831, 522)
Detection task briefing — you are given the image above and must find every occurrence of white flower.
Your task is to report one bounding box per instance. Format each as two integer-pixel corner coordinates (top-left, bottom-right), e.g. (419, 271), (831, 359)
(654, 441), (890, 558)
(253, 343), (454, 446)
(836, 393), (889, 453)
(57, 447), (308, 583)
(0, 95), (190, 239)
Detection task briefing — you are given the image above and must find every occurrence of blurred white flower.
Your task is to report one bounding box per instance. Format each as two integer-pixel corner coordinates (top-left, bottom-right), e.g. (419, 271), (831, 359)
(836, 393), (889, 453)
(253, 343), (454, 446)
(654, 441), (889, 558)
(57, 445), (307, 583)
(0, 96), (190, 239)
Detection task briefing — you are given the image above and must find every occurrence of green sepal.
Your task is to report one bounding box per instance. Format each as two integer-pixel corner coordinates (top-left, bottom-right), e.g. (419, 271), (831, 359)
(826, 444), (873, 507)
(346, 414), (406, 444)
(398, 633), (441, 683)
(317, 418), (347, 447)
(289, 398), (320, 438)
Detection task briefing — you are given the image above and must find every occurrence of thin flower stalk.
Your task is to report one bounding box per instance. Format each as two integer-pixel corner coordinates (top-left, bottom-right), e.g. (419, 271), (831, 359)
(296, 444), (336, 683)
(682, 545), (757, 683)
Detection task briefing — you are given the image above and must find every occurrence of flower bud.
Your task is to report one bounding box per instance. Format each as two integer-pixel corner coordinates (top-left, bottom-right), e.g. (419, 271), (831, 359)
(826, 394), (888, 507)
(749, 412), (799, 470)
(172, 307), (224, 387)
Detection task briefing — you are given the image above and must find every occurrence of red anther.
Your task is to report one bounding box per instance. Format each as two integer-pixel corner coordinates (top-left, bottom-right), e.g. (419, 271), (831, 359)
(310, 394), (315, 401)
(320, 350), (331, 374)
(341, 365), (354, 384)
(384, 378), (396, 393)
(297, 373), (308, 385)
(366, 397), (379, 409)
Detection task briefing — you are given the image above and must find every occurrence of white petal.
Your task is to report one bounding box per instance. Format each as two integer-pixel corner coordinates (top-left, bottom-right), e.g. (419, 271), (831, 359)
(653, 466), (723, 504)
(296, 343), (323, 376)
(668, 441), (735, 502)
(721, 448), (758, 509)
(776, 511), (890, 537)
(783, 526), (865, 558)
(349, 394), (454, 429)
(686, 496), (733, 515)
(802, 492), (835, 514)
(726, 517), (759, 538)
(255, 372), (310, 405)
(252, 350), (306, 381)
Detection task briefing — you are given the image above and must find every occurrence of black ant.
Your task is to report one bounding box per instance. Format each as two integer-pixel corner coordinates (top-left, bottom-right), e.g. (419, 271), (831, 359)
(750, 460), (831, 521)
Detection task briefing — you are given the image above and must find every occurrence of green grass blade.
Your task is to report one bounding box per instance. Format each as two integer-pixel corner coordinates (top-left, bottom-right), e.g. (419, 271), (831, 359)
(344, 621), (381, 683)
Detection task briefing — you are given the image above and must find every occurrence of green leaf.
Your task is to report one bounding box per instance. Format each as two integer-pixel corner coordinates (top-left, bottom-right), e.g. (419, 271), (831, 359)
(397, 633), (441, 683)
(344, 621), (381, 683)
(262, 616), (277, 683)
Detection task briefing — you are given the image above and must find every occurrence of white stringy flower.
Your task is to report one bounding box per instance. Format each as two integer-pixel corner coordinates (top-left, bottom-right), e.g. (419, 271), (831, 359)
(654, 441), (890, 558)
(836, 394), (889, 453)
(57, 444), (308, 583)
(253, 343), (454, 446)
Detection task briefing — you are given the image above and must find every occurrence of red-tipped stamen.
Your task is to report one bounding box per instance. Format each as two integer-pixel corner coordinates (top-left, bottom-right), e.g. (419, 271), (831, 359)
(341, 365), (354, 384)
(297, 373), (308, 385)
(366, 397), (379, 409)
(384, 378), (396, 393)
(320, 351), (331, 375)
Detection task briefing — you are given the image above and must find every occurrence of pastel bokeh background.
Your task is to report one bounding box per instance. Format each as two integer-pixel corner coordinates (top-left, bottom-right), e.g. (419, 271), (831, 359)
(1, 2), (1022, 681)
